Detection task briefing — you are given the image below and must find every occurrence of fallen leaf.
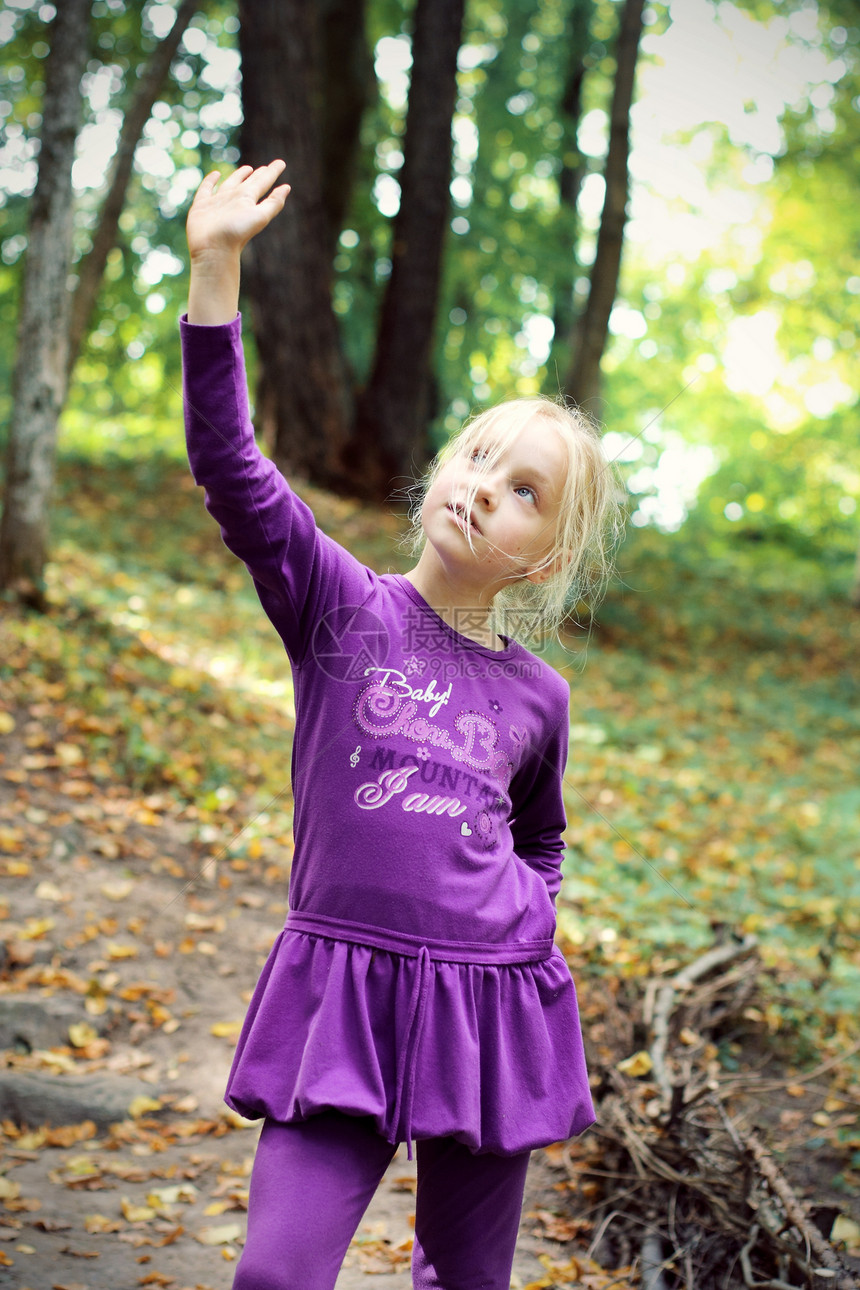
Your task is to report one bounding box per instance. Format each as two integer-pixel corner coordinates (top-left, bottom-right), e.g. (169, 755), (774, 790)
(100, 881), (134, 902)
(121, 1197), (157, 1223)
(83, 1215), (123, 1234)
(128, 1096), (162, 1120)
(35, 881), (68, 902)
(195, 1221), (242, 1245)
(832, 1214), (860, 1250)
(15, 1129), (47, 1151)
(69, 1023), (99, 1049)
(210, 1021), (242, 1040)
(616, 1050), (653, 1077)
(19, 917), (55, 940)
(46, 1123), (96, 1148)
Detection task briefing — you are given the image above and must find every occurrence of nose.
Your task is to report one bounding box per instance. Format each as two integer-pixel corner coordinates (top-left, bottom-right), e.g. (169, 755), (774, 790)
(473, 464), (502, 508)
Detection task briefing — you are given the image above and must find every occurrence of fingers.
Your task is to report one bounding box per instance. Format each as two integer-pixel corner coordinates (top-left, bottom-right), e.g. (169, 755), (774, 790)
(218, 164), (254, 193)
(244, 159), (287, 200)
(260, 182), (291, 212)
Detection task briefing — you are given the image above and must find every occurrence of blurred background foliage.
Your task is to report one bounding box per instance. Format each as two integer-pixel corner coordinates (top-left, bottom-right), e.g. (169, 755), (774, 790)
(0, 0), (856, 566)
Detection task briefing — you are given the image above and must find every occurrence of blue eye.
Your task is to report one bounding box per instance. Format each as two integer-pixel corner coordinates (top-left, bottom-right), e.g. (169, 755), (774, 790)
(515, 484), (536, 503)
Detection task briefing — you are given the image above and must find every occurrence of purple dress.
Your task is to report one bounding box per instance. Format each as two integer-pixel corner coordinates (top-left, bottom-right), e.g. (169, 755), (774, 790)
(181, 315), (595, 1156)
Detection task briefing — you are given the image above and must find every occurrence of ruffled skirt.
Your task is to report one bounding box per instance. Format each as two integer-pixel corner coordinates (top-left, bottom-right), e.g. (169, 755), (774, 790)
(224, 916), (595, 1156)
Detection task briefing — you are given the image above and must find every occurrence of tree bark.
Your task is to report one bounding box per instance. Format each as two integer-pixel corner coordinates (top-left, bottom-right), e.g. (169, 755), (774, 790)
(563, 0), (645, 414)
(550, 0), (593, 351)
(319, 0), (373, 258)
(0, 0), (91, 604)
(66, 0), (198, 380)
(350, 0), (466, 501)
(238, 0), (352, 488)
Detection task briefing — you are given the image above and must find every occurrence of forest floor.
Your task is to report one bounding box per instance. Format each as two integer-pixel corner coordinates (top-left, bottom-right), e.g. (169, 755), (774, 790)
(0, 749), (857, 1290)
(0, 458), (859, 1287)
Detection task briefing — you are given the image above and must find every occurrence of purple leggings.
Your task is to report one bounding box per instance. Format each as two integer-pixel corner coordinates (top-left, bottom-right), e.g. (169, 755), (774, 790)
(232, 1111), (531, 1290)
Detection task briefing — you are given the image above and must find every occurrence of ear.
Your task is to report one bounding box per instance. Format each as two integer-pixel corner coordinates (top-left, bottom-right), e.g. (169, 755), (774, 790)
(523, 552), (565, 584)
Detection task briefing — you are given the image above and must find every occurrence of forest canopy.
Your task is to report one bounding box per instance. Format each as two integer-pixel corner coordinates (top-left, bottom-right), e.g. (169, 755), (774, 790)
(0, 0), (857, 574)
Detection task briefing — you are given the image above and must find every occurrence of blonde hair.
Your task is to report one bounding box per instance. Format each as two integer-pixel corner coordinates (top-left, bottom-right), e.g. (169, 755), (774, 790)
(406, 395), (626, 646)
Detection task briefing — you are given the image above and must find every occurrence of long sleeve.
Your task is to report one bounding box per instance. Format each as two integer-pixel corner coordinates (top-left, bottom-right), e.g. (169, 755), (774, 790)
(180, 314), (374, 665)
(508, 701), (570, 903)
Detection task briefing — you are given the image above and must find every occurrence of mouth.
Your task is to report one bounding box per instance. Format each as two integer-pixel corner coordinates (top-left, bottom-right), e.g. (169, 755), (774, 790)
(447, 501), (481, 535)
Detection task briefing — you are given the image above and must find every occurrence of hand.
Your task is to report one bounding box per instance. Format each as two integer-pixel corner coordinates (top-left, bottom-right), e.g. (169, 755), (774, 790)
(186, 160), (291, 262)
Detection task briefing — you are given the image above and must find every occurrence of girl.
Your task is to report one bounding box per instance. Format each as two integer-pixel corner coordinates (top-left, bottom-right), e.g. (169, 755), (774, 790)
(182, 161), (621, 1290)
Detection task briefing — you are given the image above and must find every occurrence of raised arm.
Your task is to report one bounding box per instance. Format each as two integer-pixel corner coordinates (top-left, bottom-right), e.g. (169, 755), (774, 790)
(181, 161), (374, 666)
(186, 160), (290, 325)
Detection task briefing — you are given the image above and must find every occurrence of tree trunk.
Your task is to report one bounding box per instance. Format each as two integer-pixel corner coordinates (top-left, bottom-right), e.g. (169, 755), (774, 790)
(237, 0), (352, 489)
(0, 0), (91, 605)
(350, 0), (466, 501)
(66, 0), (198, 380)
(549, 0), (593, 357)
(563, 0), (645, 414)
(319, 0), (373, 258)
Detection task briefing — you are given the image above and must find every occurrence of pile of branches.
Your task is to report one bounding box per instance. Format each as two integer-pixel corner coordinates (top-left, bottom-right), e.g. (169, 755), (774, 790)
(564, 936), (858, 1289)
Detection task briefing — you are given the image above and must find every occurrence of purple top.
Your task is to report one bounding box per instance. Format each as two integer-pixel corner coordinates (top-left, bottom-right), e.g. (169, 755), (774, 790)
(181, 315), (595, 1155)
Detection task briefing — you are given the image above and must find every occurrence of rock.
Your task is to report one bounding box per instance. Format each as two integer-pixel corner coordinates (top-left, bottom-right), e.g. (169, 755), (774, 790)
(0, 1070), (146, 1129)
(0, 993), (107, 1052)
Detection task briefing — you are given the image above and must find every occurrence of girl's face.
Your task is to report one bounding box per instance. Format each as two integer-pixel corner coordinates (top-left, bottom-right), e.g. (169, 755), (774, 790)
(421, 415), (568, 593)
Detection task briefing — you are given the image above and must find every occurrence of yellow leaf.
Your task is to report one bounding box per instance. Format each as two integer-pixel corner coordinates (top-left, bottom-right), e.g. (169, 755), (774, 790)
(15, 1129), (47, 1151)
(66, 1156), (99, 1177)
(128, 1095), (162, 1120)
(786, 1083), (807, 1098)
(203, 1200), (232, 1217)
(4, 860), (30, 875)
(106, 943), (138, 960)
(68, 1022), (99, 1049)
(195, 1221), (243, 1246)
(121, 1196), (156, 1223)
(147, 1185), (196, 1207)
(0, 1178), (21, 1201)
(35, 881), (67, 902)
(19, 917), (54, 940)
(55, 742), (84, 766)
(679, 1028), (701, 1046)
(812, 1111), (830, 1127)
(0, 713), (16, 734)
(210, 1021), (242, 1040)
(100, 881), (134, 902)
(832, 1215), (860, 1250)
(617, 1050), (653, 1078)
(0, 1249), (13, 1266)
(84, 1213), (123, 1233)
